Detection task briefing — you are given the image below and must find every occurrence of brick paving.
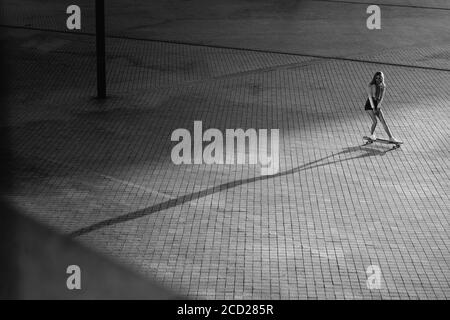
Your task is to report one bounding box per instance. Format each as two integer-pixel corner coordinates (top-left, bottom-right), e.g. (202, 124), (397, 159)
(2, 0), (450, 299)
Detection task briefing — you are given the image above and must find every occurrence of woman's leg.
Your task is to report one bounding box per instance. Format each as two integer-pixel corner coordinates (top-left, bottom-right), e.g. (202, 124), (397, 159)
(376, 109), (394, 139)
(367, 110), (377, 135)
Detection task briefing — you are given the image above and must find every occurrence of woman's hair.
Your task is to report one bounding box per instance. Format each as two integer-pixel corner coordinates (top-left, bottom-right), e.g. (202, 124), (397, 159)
(369, 71), (385, 86)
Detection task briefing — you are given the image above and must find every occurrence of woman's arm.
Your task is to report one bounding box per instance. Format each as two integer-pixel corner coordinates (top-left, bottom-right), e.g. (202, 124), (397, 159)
(366, 84), (375, 109)
(378, 84), (386, 108)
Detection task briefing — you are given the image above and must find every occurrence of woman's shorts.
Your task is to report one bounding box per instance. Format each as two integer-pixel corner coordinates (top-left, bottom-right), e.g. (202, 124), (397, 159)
(365, 97), (379, 111)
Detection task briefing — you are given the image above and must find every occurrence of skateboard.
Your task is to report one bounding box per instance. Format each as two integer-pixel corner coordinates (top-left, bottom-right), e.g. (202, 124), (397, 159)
(363, 136), (403, 149)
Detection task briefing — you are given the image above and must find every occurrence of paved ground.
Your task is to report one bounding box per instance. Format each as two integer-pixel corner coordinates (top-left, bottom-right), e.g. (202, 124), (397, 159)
(2, 0), (450, 299)
(0, 202), (178, 299)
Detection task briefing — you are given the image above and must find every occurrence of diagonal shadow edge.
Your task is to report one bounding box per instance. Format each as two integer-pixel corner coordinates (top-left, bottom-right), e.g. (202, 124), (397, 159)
(70, 144), (387, 237)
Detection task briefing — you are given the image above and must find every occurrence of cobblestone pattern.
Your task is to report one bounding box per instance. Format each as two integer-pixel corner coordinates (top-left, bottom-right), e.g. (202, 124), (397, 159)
(348, 44), (450, 71)
(3, 0), (450, 60)
(3, 1), (450, 300)
(5, 28), (450, 299)
(315, 0), (450, 9)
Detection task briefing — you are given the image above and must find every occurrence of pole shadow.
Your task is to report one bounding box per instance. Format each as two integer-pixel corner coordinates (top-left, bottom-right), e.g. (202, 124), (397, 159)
(70, 143), (394, 237)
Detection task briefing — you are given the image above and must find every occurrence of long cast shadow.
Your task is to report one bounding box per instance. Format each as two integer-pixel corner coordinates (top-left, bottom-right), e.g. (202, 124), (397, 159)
(70, 143), (394, 237)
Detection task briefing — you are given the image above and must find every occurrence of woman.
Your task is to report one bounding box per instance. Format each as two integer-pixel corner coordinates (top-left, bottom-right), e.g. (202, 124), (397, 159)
(365, 71), (399, 142)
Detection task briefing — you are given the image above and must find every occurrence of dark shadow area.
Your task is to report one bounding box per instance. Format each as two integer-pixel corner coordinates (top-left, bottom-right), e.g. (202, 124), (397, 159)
(0, 15), (180, 301)
(71, 143), (394, 237)
(0, 201), (181, 299)
(313, 0), (450, 11)
(0, 21), (18, 299)
(1, 23), (449, 73)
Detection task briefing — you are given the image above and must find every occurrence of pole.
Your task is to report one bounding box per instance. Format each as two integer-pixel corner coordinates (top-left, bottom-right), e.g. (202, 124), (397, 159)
(96, 0), (106, 98)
